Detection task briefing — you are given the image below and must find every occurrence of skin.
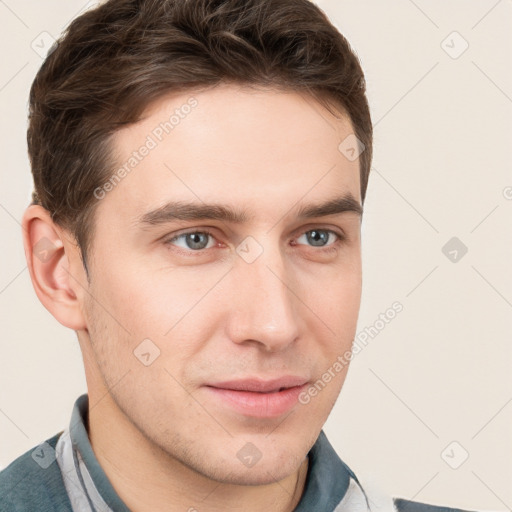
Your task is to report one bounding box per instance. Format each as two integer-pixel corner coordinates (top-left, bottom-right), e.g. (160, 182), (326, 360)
(22, 83), (363, 512)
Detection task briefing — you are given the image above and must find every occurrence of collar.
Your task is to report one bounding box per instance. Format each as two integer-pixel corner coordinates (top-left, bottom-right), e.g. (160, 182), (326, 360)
(56, 393), (367, 511)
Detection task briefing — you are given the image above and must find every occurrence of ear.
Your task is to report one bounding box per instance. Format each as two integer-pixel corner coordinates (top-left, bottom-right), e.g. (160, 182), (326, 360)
(21, 204), (88, 331)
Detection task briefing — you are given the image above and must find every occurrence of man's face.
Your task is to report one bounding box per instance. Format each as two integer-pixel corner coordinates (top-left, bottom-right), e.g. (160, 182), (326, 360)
(80, 84), (362, 485)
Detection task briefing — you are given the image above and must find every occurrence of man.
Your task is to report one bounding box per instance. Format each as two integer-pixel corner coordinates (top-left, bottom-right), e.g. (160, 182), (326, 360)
(0, 0), (477, 510)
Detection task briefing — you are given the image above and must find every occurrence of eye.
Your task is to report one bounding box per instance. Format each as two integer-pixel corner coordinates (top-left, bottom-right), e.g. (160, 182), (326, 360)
(163, 227), (345, 256)
(165, 230), (216, 251)
(295, 229), (343, 248)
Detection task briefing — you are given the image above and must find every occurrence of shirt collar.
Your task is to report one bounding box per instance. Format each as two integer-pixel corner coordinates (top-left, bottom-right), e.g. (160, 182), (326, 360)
(68, 394), (130, 511)
(65, 393), (355, 511)
(293, 429), (353, 511)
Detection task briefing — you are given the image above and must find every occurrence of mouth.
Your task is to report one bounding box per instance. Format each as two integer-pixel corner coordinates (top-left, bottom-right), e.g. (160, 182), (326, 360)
(203, 377), (309, 418)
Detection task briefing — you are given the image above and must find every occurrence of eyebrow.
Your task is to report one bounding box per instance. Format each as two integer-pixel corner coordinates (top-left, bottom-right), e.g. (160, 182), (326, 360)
(138, 193), (362, 227)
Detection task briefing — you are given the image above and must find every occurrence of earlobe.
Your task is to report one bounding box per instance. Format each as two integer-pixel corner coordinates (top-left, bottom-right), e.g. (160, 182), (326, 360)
(22, 205), (88, 331)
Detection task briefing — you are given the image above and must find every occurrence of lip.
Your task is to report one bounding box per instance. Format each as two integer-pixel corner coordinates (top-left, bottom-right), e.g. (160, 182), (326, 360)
(204, 376), (309, 418)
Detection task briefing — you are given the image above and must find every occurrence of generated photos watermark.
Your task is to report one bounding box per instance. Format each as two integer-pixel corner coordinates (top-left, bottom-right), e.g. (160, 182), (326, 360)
(299, 301), (403, 405)
(93, 97), (198, 200)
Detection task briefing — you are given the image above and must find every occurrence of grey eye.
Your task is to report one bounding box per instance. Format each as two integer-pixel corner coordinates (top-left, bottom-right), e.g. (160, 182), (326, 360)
(296, 230), (336, 247)
(169, 232), (214, 251)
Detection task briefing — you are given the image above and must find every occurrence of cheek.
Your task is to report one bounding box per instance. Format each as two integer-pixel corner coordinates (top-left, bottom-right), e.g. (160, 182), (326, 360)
(87, 257), (226, 372)
(308, 261), (362, 334)
(89, 256), (178, 334)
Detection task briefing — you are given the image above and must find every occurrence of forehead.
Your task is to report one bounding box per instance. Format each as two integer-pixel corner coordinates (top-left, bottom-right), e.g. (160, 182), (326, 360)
(101, 84), (361, 225)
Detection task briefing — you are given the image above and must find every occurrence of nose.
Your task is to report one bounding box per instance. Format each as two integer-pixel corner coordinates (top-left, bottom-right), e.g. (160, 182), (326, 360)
(224, 239), (300, 352)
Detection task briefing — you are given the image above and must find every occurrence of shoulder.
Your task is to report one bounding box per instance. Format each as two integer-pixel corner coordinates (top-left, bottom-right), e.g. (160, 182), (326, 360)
(335, 473), (478, 512)
(0, 432), (72, 512)
(394, 498), (478, 512)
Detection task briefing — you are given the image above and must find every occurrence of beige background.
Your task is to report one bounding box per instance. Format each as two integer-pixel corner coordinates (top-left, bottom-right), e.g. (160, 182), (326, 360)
(0, 0), (511, 509)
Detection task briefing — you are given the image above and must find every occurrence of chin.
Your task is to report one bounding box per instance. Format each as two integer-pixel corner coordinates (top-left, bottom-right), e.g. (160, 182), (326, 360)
(206, 458), (302, 487)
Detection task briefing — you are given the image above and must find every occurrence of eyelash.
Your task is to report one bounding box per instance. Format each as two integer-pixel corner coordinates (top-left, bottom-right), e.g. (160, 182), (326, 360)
(163, 228), (346, 256)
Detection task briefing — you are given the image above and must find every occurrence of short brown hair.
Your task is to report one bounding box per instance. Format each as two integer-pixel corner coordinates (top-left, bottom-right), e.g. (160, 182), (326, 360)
(27, 0), (372, 275)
